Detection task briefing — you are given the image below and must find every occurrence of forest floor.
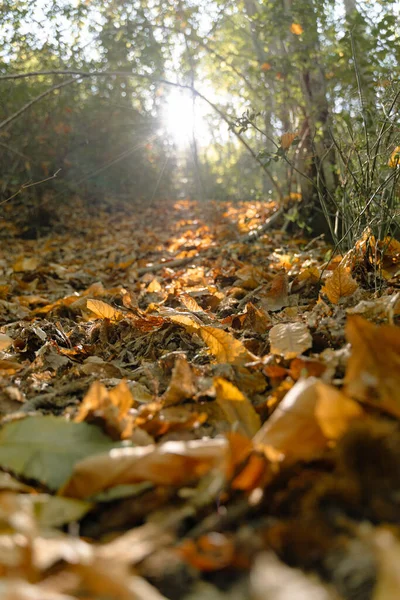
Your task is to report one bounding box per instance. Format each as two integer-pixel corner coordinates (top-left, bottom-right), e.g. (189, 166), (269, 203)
(0, 195), (400, 600)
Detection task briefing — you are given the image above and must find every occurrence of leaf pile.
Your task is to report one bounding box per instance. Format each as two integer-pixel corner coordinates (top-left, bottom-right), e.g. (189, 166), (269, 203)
(0, 196), (399, 599)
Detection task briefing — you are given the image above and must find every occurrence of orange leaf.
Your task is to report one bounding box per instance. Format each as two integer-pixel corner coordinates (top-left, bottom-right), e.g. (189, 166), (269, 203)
(261, 62), (272, 71)
(344, 316), (400, 417)
(321, 264), (358, 304)
(290, 23), (304, 35)
(280, 132), (298, 150)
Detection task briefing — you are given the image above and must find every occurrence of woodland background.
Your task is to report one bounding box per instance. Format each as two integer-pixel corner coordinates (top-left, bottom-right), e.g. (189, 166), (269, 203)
(1, 0), (399, 244)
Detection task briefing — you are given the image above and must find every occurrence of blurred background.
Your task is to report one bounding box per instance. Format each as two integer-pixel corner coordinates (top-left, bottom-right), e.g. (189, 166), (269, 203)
(0, 0), (399, 241)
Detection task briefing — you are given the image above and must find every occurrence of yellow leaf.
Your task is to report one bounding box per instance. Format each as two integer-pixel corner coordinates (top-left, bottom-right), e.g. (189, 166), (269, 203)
(280, 132), (298, 150)
(321, 264), (358, 303)
(344, 316), (400, 417)
(214, 377), (261, 438)
(200, 326), (255, 365)
(269, 322), (312, 359)
(86, 299), (121, 321)
(290, 23), (304, 35)
(180, 292), (204, 313)
(388, 146), (400, 168)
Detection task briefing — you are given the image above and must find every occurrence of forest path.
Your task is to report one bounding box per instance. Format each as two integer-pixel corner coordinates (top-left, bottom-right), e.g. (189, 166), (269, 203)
(0, 195), (399, 599)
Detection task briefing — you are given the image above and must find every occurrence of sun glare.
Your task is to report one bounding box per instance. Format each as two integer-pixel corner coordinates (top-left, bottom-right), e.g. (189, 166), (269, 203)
(163, 89), (209, 147)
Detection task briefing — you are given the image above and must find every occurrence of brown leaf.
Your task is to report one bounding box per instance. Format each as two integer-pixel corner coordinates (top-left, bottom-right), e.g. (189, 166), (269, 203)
(0, 333), (13, 351)
(162, 356), (196, 406)
(60, 438), (229, 498)
(321, 265), (358, 304)
(259, 271), (289, 312)
(344, 316), (400, 417)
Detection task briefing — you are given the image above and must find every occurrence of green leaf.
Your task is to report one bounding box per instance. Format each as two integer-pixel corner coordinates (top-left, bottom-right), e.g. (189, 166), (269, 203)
(0, 416), (121, 490)
(32, 495), (93, 528)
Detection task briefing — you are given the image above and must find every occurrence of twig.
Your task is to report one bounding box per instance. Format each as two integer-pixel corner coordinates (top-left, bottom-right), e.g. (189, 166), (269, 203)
(0, 170), (61, 207)
(0, 78), (79, 130)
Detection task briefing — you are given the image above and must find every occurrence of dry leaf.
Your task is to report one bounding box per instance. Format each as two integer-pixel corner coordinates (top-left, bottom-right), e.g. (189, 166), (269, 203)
(162, 356), (196, 406)
(314, 381), (364, 439)
(199, 326), (256, 365)
(269, 322), (312, 359)
(214, 377), (261, 437)
(280, 132), (298, 150)
(13, 256), (39, 272)
(180, 292), (204, 313)
(251, 552), (340, 600)
(290, 22), (304, 35)
(321, 265), (358, 304)
(259, 271), (289, 312)
(254, 377), (361, 461)
(60, 438), (229, 499)
(344, 316), (400, 417)
(0, 333), (13, 351)
(388, 146), (400, 168)
(86, 299), (122, 321)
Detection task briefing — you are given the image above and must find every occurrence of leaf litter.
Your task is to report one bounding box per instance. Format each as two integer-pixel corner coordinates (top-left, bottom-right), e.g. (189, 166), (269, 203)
(0, 196), (399, 599)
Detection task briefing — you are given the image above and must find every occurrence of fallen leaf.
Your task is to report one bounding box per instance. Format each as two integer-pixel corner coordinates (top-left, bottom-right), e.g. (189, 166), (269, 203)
(269, 322), (312, 359)
(86, 299), (122, 321)
(214, 377), (261, 437)
(13, 256), (39, 272)
(162, 355), (196, 406)
(0, 416), (119, 490)
(0, 333), (13, 351)
(199, 326), (256, 365)
(259, 271), (289, 312)
(321, 265), (358, 304)
(60, 438), (229, 499)
(344, 316), (400, 417)
(254, 377), (361, 461)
